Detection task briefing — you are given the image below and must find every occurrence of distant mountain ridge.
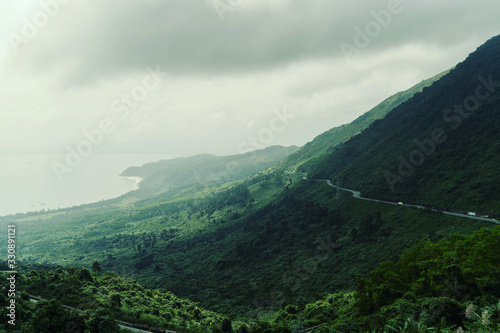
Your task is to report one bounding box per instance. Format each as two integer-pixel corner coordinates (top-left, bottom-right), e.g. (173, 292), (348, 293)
(121, 145), (299, 198)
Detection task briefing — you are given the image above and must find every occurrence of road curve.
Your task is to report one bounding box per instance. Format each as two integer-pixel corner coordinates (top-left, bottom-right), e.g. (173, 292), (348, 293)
(26, 294), (176, 333)
(304, 177), (499, 224)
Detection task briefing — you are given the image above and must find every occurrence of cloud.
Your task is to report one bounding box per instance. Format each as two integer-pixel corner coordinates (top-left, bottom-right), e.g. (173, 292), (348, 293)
(6, 0), (500, 85)
(0, 0), (499, 155)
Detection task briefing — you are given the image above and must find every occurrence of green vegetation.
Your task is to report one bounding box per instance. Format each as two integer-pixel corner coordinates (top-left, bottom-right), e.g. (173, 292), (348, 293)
(1, 35), (499, 332)
(0, 266), (237, 332)
(355, 225), (500, 331)
(3, 225), (500, 331)
(313, 35), (500, 216)
(1, 173), (492, 320)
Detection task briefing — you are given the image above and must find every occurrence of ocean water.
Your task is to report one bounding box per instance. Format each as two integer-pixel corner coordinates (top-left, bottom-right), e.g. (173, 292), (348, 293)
(0, 153), (174, 217)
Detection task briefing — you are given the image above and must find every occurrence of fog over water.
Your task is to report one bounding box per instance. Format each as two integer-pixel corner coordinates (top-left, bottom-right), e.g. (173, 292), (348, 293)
(0, 154), (173, 217)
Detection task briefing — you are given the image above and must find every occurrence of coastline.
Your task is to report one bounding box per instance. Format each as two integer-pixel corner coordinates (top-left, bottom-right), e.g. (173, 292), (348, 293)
(121, 176), (144, 190)
(0, 153), (174, 217)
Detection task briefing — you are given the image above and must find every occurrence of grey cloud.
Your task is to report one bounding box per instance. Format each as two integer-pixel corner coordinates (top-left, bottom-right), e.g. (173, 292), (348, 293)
(7, 0), (500, 85)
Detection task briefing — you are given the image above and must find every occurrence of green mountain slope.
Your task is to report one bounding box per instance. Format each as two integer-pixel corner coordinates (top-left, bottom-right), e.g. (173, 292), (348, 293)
(6, 225), (500, 332)
(313, 34), (500, 216)
(278, 69), (451, 173)
(0, 265), (242, 332)
(3, 35), (499, 328)
(4, 168), (491, 318)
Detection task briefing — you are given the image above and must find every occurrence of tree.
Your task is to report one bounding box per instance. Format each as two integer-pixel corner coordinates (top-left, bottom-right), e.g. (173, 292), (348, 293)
(31, 299), (86, 333)
(88, 308), (120, 333)
(221, 318), (233, 332)
(78, 268), (94, 282)
(92, 261), (102, 274)
(109, 293), (121, 308)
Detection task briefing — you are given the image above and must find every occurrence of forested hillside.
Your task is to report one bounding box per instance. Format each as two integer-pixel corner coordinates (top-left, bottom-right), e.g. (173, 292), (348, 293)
(313, 35), (500, 216)
(1, 168), (491, 319)
(2, 35), (500, 332)
(3, 224), (500, 332)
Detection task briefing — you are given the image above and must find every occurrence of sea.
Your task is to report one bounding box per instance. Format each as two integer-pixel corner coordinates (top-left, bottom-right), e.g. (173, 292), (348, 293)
(0, 153), (174, 217)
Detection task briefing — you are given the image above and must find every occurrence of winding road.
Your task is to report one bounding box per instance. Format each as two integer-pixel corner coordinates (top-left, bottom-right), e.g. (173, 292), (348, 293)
(305, 178), (499, 224)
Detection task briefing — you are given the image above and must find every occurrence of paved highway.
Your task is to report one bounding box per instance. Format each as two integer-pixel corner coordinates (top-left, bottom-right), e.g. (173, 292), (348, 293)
(305, 178), (499, 224)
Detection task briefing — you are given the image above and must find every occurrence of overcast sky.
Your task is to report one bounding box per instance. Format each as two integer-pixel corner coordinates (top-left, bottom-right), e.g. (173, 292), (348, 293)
(1, 0), (499, 157)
